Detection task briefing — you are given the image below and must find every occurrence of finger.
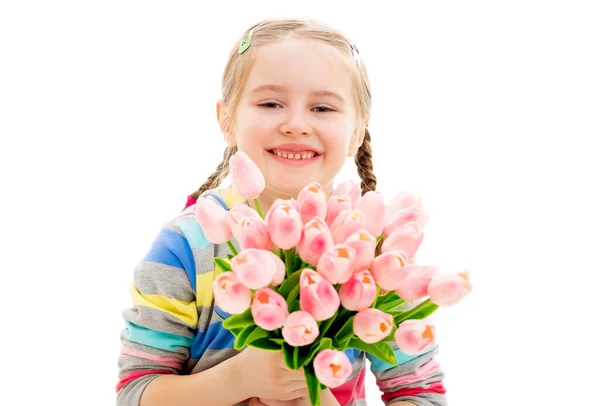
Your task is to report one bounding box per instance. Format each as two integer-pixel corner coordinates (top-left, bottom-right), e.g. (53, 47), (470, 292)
(276, 387), (310, 401)
(250, 398), (268, 406)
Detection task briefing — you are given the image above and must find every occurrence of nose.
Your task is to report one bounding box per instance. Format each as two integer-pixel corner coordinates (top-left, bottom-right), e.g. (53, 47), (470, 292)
(280, 107), (311, 137)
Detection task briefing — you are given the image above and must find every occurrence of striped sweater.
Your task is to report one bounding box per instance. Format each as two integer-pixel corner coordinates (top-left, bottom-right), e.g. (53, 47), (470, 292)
(116, 186), (448, 406)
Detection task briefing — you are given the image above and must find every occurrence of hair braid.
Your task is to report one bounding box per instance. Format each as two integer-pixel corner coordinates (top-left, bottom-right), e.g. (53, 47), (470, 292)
(354, 128), (377, 195)
(184, 146), (238, 210)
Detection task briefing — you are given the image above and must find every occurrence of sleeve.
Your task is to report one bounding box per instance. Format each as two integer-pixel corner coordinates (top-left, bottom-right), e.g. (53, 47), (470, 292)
(365, 298), (447, 406)
(116, 222), (199, 406)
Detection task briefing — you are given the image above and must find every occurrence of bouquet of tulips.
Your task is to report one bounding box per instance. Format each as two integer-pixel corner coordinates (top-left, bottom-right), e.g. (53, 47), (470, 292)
(194, 151), (472, 406)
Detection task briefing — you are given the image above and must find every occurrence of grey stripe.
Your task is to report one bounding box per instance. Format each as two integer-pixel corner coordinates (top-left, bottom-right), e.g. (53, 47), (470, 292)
(192, 347), (241, 373)
(384, 392), (447, 406)
(134, 261), (195, 301)
(118, 354), (180, 376)
(116, 374), (160, 406)
(371, 346), (438, 381)
(122, 306), (196, 337)
(120, 338), (190, 359)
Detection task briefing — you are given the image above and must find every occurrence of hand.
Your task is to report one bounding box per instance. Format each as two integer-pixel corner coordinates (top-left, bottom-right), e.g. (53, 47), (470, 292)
(232, 346), (309, 401)
(250, 397), (310, 406)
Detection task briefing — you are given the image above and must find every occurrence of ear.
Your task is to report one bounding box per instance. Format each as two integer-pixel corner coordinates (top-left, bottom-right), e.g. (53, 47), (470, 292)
(216, 99), (236, 147)
(348, 119), (368, 157)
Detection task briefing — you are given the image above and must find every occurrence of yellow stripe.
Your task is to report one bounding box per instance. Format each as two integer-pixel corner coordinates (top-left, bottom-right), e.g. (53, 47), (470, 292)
(195, 267), (225, 308)
(130, 284), (198, 327)
(220, 186), (246, 208)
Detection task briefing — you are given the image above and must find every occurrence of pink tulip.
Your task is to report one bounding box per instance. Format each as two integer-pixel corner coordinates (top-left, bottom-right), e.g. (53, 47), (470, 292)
(231, 249), (282, 290)
(344, 229), (377, 271)
(238, 216), (272, 251)
(428, 272), (472, 306)
(353, 308), (394, 344)
(381, 225), (424, 262)
(326, 195), (352, 227)
(370, 251), (410, 290)
(394, 319), (436, 355)
(229, 150), (265, 200)
(339, 270), (377, 311)
(297, 217), (334, 266)
(299, 269), (340, 321)
(266, 250), (286, 286)
(296, 182), (328, 224)
(395, 265), (439, 302)
(227, 203), (261, 242)
(194, 197), (232, 244)
(332, 181), (361, 208)
(316, 245), (356, 284)
(383, 205), (429, 238)
(212, 272), (251, 314)
(265, 199), (303, 250)
(357, 191), (386, 237)
(330, 209), (366, 244)
(385, 191), (423, 224)
(251, 288), (289, 331)
(282, 310), (319, 347)
(313, 349), (353, 388)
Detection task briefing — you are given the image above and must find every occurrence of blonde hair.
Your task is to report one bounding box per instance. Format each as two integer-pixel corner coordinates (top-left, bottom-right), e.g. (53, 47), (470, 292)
(187, 18), (376, 207)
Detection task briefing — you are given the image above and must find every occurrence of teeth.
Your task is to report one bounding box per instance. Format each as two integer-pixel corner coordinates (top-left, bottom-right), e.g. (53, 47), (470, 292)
(272, 150), (316, 160)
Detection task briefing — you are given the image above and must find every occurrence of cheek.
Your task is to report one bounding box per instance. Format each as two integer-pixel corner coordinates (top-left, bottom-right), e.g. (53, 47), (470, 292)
(234, 109), (274, 148)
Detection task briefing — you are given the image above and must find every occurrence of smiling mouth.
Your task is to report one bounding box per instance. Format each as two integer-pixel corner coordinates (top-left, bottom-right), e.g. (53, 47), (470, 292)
(267, 149), (322, 160)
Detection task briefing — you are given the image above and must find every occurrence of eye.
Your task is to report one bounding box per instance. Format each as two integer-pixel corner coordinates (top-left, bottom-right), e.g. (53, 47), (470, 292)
(312, 106), (335, 113)
(258, 102), (282, 109)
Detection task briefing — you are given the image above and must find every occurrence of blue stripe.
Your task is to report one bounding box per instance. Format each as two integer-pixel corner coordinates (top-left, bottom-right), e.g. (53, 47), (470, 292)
(177, 219), (210, 250)
(143, 228), (196, 291)
(190, 321), (236, 359)
(123, 321), (194, 351)
(367, 345), (437, 371)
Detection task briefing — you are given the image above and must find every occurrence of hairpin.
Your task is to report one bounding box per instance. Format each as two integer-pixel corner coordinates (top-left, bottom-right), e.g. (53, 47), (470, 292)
(238, 28), (255, 54)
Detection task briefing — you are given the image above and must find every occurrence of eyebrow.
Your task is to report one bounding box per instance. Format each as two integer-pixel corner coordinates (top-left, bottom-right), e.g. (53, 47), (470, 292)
(248, 84), (346, 103)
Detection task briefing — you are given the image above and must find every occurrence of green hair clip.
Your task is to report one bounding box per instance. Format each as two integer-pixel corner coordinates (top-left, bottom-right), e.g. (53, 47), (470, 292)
(238, 28), (255, 54)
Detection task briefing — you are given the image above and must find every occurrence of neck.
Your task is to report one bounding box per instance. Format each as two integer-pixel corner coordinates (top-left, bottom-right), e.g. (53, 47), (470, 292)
(248, 181), (335, 216)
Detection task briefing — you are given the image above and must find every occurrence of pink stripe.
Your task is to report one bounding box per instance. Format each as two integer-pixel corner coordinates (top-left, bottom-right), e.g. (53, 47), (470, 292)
(330, 368), (366, 406)
(116, 369), (172, 392)
(376, 359), (440, 389)
(120, 346), (184, 370)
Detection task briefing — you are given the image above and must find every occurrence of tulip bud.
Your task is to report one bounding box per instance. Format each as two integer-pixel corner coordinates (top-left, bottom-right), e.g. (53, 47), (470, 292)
(353, 308), (394, 344)
(344, 229), (377, 271)
(339, 270), (377, 311)
(212, 272), (251, 314)
(428, 272), (472, 306)
(194, 197), (232, 244)
(332, 181), (361, 208)
(370, 251), (410, 290)
(316, 245), (356, 284)
(231, 249), (280, 290)
(395, 265), (439, 302)
(313, 349), (353, 388)
(297, 217), (334, 266)
(297, 182), (328, 224)
(381, 225), (424, 262)
(357, 191), (385, 237)
(238, 216), (272, 251)
(299, 269), (340, 321)
(330, 209), (365, 244)
(326, 195), (352, 227)
(282, 310), (319, 347)
(265, 199), (303, 250)
(251, 288), (289, 331)
(394, 319), (436, 355)
(229, 150), (265, 200)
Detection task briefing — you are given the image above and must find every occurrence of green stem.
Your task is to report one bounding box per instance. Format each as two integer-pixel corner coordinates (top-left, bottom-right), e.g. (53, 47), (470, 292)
(284, 249), (294, 277)
(253, 198), (265, 219)
(226, 241), (238, 256)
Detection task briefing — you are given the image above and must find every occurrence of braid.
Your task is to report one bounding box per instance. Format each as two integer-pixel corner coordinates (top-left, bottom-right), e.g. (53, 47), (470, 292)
(184, 146), (238, 210)
(354, 128), (377, 195)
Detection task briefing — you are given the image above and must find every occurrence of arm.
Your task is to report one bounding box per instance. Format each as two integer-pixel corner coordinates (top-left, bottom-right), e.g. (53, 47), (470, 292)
(117, 222), (250, 406)
(367, 341), (447, 406)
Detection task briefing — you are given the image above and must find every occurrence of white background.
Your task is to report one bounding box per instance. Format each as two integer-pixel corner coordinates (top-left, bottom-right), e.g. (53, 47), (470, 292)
(1, 1), (599, 405)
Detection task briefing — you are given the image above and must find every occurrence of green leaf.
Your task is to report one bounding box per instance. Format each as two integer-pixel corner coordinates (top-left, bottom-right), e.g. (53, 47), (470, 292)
(304, 337), (333, 366)
(249, 337), (283, 352)
(333, 316), (356, 348)
(222, 308), (254, 330)
(270, 338), (285, 345)
(317, 311), (338, 340)
(347, 338), (396, 365)
(246, 326), (270, 345)
(293, 345), (300, 369)
(234, 325), (256, 350)
(226, 253), (234, 260)
(377, 297), (407, 312)
(304, 363), (322, 406)
(283, 343), (296, 370)
(289, 300), (301, 313)
(214, 257), (232, 273)
(394, 300), (439, 324)
(286, 285), (300, 308)
(278, 268), (302, 297)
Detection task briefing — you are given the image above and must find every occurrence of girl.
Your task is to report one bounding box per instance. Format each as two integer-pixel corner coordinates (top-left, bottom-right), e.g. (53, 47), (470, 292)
(117, 18), (446, 406)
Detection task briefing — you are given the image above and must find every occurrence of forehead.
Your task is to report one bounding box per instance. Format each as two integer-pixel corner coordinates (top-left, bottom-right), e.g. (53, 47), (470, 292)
(244, 38), (355, 98)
